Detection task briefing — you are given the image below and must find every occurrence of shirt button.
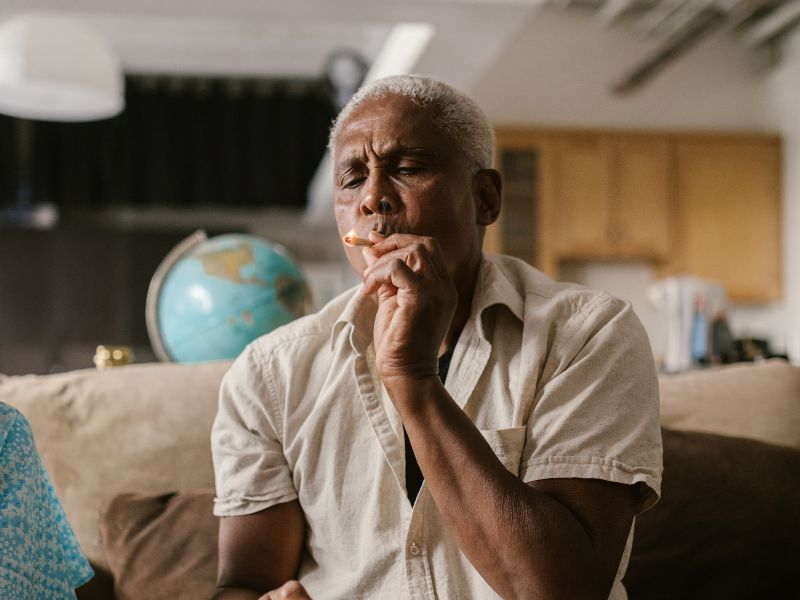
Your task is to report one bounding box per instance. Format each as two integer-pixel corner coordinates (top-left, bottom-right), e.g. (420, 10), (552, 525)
(409, 542), (420, 556)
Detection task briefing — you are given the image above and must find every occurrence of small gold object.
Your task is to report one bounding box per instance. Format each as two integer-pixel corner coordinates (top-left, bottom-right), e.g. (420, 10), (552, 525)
(94, 345), (134, 369)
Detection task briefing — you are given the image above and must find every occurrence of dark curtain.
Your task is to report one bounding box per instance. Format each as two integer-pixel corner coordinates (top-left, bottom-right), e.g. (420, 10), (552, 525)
(0, 76), (336, 215)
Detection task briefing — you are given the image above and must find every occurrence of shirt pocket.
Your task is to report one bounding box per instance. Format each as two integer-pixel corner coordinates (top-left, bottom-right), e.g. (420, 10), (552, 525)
(478, 426), (527, 477)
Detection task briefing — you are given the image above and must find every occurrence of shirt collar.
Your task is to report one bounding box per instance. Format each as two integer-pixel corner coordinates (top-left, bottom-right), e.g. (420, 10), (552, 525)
(331, 254), (524, 353)
(331, 286), (376, 354)
(470, 254), (524, 325)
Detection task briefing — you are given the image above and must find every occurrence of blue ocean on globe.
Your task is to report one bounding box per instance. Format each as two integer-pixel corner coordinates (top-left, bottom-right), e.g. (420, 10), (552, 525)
(157, 234), (309, 363)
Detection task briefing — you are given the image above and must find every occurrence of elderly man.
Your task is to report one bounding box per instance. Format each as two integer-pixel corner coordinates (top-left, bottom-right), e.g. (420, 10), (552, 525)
(211, 75), (662, 600)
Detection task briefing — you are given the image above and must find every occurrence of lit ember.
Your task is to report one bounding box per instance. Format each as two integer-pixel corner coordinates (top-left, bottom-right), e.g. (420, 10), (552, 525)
(343, 229), (373, 247)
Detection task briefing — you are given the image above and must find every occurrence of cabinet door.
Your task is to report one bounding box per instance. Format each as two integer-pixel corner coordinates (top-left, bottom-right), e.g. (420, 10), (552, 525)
(496, 147), (540, 266)
(675, 136), (781, 302)
(611, 135), (673, 260)
(554, 133), (612, 258)
(489, 131), (558, 277)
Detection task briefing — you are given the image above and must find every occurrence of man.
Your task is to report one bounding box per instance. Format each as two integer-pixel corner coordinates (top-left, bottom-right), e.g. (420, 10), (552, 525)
(211, 75), (662, 600)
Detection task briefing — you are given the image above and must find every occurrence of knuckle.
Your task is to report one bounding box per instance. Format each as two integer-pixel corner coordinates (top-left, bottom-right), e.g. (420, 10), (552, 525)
(283, 580), (302, 593)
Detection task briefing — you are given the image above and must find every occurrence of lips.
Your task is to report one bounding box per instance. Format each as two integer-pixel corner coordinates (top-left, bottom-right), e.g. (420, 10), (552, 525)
(371, 219), (404, 237)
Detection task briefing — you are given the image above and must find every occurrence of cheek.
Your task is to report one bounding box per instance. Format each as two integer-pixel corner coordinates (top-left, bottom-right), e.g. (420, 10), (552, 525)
(334, 197), (358, 231)
(408, 190), (466, 235)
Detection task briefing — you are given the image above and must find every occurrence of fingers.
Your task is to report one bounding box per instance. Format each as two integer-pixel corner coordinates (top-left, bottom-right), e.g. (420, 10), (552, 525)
(261, 580), (312, 599)
(361, 256), (419, 299)
(363, 233), (448, 278)
(361, 238), (444, 297)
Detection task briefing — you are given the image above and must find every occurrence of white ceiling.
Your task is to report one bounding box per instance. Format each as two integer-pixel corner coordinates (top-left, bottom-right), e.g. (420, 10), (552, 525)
(1, 1), (796, 93)
(0, 0), (546, 89)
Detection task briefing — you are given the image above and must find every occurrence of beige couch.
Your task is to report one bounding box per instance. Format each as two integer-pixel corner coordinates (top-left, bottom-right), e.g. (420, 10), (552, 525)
(1, 360), (230, 598)
(2, 359), (799, 599)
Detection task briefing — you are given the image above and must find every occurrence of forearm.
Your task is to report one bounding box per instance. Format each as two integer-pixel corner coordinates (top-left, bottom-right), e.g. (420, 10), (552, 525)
(388, 376), (602, 599)
(214, 502), (306, 600)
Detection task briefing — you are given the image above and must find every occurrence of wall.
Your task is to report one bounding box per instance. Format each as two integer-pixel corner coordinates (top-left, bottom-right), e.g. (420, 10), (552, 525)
(470, 7), (799, 358)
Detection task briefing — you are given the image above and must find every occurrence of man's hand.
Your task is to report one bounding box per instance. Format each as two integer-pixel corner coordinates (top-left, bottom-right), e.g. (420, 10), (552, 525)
(259, 580), (312, 600)
(361, 232), (457, 381)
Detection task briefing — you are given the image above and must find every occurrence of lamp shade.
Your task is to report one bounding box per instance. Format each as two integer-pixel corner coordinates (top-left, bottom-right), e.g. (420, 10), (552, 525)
(0, 12), (124, 121)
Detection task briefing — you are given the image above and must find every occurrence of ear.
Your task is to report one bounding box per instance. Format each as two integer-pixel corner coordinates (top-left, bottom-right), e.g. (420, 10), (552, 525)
(473, 168), (502, 226)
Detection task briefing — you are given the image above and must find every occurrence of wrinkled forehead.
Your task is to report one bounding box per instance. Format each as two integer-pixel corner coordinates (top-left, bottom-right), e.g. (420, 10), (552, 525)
(334, 94), (455, 161)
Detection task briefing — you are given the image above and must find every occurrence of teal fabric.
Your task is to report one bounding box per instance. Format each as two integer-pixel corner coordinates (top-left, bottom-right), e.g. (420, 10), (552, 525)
(0, 403), (93, 599)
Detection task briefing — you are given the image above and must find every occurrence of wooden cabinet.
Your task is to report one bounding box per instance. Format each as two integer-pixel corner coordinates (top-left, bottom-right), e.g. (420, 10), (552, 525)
(669, 135), (781, 302)
(487, 131), (558, 277)
(553, 133), (612, 257)
(488, 128), (782, 303)
(613, 135), (673, 259)
(554, 133), (672, 260)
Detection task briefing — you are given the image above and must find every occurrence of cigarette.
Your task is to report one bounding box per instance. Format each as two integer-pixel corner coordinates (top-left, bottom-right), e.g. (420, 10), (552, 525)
(343, 229), (373, 247)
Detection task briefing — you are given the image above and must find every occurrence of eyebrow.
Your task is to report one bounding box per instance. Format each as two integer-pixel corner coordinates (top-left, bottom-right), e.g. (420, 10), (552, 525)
(335, 144), (440, 172)
(395, 145), (438, 160)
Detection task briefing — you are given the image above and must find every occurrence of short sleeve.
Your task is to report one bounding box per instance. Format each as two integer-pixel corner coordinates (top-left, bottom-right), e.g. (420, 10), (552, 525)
(519, 298), (663, 513)
(211, 345), (298, 516)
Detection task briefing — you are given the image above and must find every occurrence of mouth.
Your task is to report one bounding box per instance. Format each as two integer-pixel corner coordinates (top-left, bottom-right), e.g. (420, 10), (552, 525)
(371, 219), (403, 237)
(343, 219), (405, 245)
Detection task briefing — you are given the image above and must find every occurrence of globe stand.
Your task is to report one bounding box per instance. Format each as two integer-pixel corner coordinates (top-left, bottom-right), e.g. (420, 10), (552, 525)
(145, 229), (208, 362)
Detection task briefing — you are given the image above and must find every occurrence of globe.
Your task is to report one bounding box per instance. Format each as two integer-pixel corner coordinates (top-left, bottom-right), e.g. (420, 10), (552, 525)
(146, 231), (310, 363)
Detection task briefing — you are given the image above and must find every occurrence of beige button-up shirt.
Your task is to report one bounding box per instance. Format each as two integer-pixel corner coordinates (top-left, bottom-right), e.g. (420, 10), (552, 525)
(212, 254), (663, 599)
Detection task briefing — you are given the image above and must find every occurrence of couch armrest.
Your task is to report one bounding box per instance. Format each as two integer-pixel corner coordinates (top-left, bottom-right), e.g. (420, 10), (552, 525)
(659, 359), (800, 449)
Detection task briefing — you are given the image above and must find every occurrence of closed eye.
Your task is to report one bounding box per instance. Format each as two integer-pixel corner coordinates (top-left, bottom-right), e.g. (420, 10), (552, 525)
(397, 167), (421, 175)
(343, 176), (365, 188)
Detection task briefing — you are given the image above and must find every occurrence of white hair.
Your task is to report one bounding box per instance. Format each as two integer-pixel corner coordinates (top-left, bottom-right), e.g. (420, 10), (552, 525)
(328, 74), (495, 169)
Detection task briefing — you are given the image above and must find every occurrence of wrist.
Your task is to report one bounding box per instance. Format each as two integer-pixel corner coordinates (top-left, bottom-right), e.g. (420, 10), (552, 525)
(377, 355), (439, 383)
(381, 372), (445, 413)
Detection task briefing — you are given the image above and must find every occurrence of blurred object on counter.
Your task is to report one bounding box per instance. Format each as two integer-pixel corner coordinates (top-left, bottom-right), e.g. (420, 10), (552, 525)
(690, 295), (708, 364)
(709, 311), (737, 365)
(734, 338), (772, 363)
(648, 275), (728, 373)
(787, 333), (800, 367)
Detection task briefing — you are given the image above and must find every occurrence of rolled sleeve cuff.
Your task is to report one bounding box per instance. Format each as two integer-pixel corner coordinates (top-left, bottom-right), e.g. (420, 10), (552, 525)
(213, 488), (299, 517)
(520, 455), (662, 513)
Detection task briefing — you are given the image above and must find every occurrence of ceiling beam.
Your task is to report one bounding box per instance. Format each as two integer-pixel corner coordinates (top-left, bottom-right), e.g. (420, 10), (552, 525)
(725, 0), (775, 29)
(637, 0), (693, 36)
(595, 0), (637, 26)
(612, 4), (726, 94)
(660, 0), (719, 38)
(745, 0), (800, 46)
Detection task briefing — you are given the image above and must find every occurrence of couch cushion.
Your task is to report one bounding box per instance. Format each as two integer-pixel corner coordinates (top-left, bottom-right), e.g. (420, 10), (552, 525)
(100, 490), (218, 600)
(659, 359), (800, 449)
(624, 428), (800, 599)
(0, 360), (231, 571)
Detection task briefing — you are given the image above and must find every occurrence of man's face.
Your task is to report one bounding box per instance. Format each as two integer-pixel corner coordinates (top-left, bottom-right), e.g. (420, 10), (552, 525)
(332, 94), (488, 282)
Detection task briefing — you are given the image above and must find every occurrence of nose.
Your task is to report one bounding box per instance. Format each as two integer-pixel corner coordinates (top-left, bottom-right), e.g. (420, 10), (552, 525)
(359, 172), (396, 216)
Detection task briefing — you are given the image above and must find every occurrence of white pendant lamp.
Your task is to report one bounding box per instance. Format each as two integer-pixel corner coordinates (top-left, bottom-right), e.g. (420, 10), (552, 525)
(0, 12), (124, 122)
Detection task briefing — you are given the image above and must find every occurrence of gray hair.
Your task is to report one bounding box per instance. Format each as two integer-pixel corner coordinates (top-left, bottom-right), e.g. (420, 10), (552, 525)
(328, 74), (495, 169)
